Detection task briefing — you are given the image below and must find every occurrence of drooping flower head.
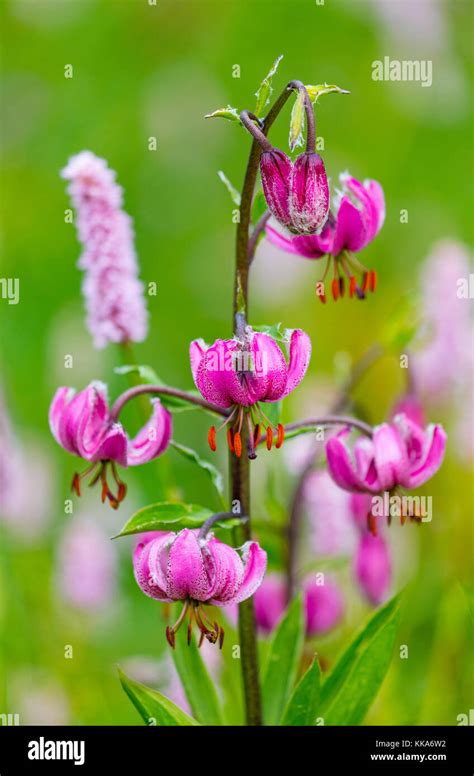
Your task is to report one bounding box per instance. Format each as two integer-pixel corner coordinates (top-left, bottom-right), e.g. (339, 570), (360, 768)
(326, 412), (446, 497)
(354, 533), (391, 605)
(260, 149), (330, 235)
(252, 573), (344, 637)
(266, 173), (385, 302)
(49, 381), (171, 508)
(61, 151), (148, 348)
(190, 325), (311, 458)
(133, 529), (267, 648)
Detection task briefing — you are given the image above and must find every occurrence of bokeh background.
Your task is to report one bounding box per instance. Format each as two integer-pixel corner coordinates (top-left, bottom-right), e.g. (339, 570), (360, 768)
(1, 0), (473, 725)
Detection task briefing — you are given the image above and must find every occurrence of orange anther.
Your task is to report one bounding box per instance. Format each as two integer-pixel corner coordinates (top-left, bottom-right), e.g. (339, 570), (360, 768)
(227, 427), (234, 452)
(266, 427), (273, 450)
(362, 271), (370, 293)
(349, 276), (357, 298)
(339, 277), (345, 297)
(117, 482), (127, 502)
(208, 426), (217, 452)
(369, 270), (377, 292)
(253, 424), (261, 446)
(276, 423), (285, 449)
(71, 473), (81, 497)
(331, 278), (339, 301)
(319, 293), (326, 304)
(234, 432), (242, 458)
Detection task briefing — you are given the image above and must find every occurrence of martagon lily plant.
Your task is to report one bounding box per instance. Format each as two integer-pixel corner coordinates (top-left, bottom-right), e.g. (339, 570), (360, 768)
(50, 58), (446, 727)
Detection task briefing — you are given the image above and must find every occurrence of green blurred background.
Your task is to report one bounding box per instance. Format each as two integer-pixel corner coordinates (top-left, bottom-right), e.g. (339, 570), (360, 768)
(0, 0), (473, 725)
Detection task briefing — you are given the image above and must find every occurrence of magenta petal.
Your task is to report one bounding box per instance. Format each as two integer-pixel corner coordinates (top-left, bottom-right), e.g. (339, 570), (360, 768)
(354, 533), (391, 605)
(195, 339), (249, 407)
(332, 196), (368, 255)
(265, 222), (331, 259)
(278, 329), (311, 400)
(289, 152), (329, 235)
(205, 538), (245, 605)
(57, 389), (90, 455)
(75, 381), (111, 460)
(166, 529), (211, 601)
(372, 423), (409, 491)
(127, 399), (172, 466)
(229, 541), (267, 605)
(245, 332), (287, 403)
(365, 179), (386, 235)
(133, 536), (174, 602)
(93, 423), (128, 466)
(403, 424), (447, 489)
(49, 387), (75, 448)
(253, 574), (287, 633)
(260, 149), (292, 228)
(304, 577), (344, 636)
(326, 433), (374, 493)
(190, 339), (207, 384)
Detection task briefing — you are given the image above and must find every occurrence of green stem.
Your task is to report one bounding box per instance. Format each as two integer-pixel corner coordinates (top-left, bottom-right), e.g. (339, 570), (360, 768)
(232, 83), (295, 727)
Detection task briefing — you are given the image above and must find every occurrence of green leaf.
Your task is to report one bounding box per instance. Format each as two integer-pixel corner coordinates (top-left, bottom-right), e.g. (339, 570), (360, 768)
(281, 656), (321, 726)
(252, 322), (293, 344)
(118, 667), (199, 726)
(262, 595), (305, 725)
(115, 365), (201, 413)
(172, 626), (224, 725)
(289, 88), (305, 152)
(305, 83), (350, 103)
(114, 501), (243, 538)
(217, 170), (241, 206)
(170, 440), (225, 504)
(320, 594), (402, 725)
(205, 105), (241, 122)
(255, 54), (284, 117)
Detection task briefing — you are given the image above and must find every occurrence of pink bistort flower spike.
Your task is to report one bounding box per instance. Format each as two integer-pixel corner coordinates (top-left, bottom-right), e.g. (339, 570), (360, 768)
(133, 529), (267, 648)
(266, 172), (385, 302)
(190, 325), (311, 458)
(260, 149), (329, 235)
(49, 381), (171, 508)
(61, 151), (148, 349)
(252, 573), (344, 637)
(325, 412), (446, 496)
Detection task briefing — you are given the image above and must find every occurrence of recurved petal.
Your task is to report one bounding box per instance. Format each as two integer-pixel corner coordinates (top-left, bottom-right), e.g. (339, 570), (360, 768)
(93, 423), (128, 466)
(166, 529), (212, 601)
(278, 329), (311, 400)
(127, 399), (172, 466)
(195, 339), (249, 407)
(49, 387), (75, 448)
(133, 536), (174, 602)
(75, 381), (111, 461)
(245, 332), (287, 403)
(204, 538), (245, 605)
(332, 196), (369, 255)
(189, 339), (207, 385)
(326, 431), (374, 493)
(403, 423), (447, 489)
(229, 541), (267, 605)
(265, 222), (331, 259)
(372, 423), (409, 490)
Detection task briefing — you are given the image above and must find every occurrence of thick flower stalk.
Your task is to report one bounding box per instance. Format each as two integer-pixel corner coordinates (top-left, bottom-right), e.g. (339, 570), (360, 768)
(61, 151), (148, 348)
(266, 173), (385, 301)
(190, 325), (311, 458)
(326, 412), (446, 495)
(49, 381), (171, 508)
(133, 528), (267, 648)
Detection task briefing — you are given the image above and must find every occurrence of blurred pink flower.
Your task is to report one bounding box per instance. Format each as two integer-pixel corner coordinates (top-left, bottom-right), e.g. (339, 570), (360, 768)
(354, 533), (391, 605)
(252, 573), (344, 637)
(303, 469), (357, 557)
(134, 529), (267, 648)
(61, 150), (148, 349)
(57, 516), (117, 611)
(326, 414), (446, 494)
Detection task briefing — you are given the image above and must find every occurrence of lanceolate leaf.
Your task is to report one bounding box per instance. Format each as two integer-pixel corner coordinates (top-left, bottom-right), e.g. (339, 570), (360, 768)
(281, 656), (321, 726)
(114, 502), (211, 538)
(255, 54), (284, 116)
(205, 106), (241, 122)
(319, 594), (402, 725)
(172, 626), (224, 726)
(217, 170), (241, 206)
(262, 595), (305, 725)
(170, 440), (225, 504)
(118, 668), (200, 726)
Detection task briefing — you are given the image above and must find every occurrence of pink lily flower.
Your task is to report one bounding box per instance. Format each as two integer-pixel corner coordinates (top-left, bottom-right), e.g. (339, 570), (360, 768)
(266, 173), (385, 302)
(354, 533), (391, 605)
(252, 573), (344, 637)
(190, 326), (311, 458)
(49, 381), (171, 508)
(326, 413), (446, 495)
(260, 149), (329, 235)
(133, 528), (267, 648)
